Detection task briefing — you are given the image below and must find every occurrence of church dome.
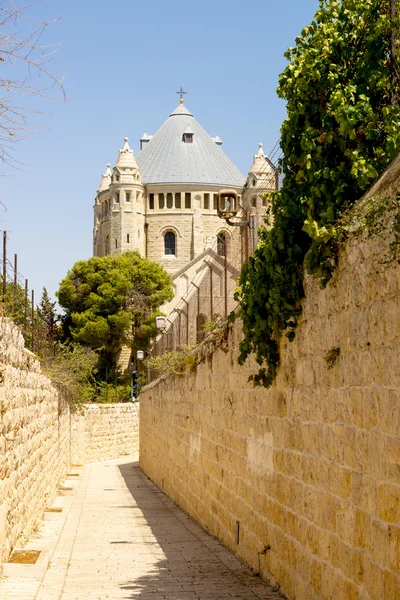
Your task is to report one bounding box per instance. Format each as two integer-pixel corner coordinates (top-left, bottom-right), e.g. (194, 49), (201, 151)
(135, 103), (245, 188)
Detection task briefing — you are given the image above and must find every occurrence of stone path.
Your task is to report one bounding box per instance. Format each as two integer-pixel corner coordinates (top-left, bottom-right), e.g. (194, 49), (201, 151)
(0, 456), (285, 599)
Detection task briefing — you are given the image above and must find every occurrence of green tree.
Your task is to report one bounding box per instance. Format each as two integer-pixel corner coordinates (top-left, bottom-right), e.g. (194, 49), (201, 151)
(0, 278), (29, 327)
(57, 252), (173, 377)
(236, 0), (400, 387)
(37, 287), (58, 341)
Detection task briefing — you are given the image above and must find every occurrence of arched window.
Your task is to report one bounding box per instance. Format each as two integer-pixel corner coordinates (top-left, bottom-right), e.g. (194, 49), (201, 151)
(217, 232), (226, 257)
(105, 235), (110, 255)
(164, 231), (176, 255)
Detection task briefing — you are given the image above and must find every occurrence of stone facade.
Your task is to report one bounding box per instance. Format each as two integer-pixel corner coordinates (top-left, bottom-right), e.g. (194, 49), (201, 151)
(71, 403), (139, 465)
(0, 319), (70, 565)
(139, 199), (400, 599)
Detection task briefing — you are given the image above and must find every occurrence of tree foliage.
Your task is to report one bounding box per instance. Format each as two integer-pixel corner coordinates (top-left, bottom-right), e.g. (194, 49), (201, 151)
(40, 343), (98, 405)
(57, 252), (173, 375)
(236, 0), (400, 387)
(37, 287), (58, 339)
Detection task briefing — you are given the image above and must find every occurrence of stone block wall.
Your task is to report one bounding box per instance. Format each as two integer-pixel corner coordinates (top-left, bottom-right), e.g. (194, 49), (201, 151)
(0, 319), (70, 564)
(139, 213), (400, 599)
(0, 318), (140, 568)
(72, 404), (139, 464)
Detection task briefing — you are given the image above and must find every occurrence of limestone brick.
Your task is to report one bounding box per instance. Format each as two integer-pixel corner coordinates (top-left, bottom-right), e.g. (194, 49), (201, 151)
(74, 403), (139, 463)
(0, 318), (70, 566)
(139, 205), (400, 599)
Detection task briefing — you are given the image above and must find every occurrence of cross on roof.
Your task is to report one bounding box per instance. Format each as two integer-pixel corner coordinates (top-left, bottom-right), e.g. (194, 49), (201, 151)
(176, 87), (187, 101)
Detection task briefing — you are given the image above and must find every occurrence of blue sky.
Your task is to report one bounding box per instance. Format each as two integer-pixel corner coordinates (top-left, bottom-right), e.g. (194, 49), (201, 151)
(0, 0), (320, 301)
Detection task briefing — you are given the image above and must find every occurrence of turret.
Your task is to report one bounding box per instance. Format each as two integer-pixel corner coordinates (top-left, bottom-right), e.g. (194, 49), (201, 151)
(247, 143), (277, 190)
(107, 137), (145, 256)
(93, 138), (146, 258)
(97, 163), (112, 193)
(243, 143), (278, 251)
(110, 137), (142, 204)
(93, 163), (112, 255)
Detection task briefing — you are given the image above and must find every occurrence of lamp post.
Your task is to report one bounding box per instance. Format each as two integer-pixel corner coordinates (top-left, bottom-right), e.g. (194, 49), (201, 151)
(130, 351), (145, 401)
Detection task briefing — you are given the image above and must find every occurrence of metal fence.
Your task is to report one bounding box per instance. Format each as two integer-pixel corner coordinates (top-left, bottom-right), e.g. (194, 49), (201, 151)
(0, 230), (44, 353)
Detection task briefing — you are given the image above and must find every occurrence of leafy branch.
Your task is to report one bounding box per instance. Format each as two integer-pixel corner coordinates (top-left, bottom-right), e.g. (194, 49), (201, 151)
(236, 0), (400, 387)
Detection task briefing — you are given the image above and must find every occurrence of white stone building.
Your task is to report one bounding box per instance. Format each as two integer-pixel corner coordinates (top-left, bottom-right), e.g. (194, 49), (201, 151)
(93, 100), (245, 268)
(93, 99), (277, 330)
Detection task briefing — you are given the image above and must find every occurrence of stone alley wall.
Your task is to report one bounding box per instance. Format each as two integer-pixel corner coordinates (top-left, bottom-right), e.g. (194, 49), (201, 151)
(0, 317), (140, 567)
(72, 403), (139, 464)
(0, 318), (70, 564)
(139, 178), (400, 598)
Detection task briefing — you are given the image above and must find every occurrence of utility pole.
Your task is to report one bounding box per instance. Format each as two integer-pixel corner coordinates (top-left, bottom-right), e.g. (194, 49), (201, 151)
(24, 279), (28, 338)
(2, 231), (7, 307)
(13, 254), (17, 321)
(31, 289), (35, 353)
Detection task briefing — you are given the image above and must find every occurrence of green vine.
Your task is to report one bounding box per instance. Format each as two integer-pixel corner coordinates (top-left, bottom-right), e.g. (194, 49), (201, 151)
(236, 0), (400, 387)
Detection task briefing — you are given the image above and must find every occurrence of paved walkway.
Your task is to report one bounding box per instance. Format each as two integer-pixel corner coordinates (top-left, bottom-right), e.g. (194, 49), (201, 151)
(0, 457), (285, 600)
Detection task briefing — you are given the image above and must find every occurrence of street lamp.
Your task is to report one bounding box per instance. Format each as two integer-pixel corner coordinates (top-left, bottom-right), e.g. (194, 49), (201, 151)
(156, 316), (167, 332)
(217, 188), (249, 227)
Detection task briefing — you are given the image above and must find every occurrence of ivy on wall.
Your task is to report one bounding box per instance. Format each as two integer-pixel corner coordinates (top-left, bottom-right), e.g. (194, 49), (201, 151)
(236, 0), (400, 387)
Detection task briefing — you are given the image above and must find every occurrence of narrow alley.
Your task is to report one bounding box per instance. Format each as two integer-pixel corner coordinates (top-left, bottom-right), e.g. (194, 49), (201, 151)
(0, 457), (285, 600)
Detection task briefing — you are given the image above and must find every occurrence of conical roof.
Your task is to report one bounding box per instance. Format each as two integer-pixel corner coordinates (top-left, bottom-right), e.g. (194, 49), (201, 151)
(135, 104), (245, 187)
(250, 143), (275, 176)
(115, 137), (138, 169)
(97, 163), (112, 192)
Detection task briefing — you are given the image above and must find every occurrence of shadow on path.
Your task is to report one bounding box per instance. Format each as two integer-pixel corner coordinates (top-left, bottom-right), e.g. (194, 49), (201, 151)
(117, 461), (285, 600)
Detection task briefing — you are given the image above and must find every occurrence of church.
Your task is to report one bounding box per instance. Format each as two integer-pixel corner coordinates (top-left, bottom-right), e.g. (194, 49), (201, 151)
(93, 96), (276, 332)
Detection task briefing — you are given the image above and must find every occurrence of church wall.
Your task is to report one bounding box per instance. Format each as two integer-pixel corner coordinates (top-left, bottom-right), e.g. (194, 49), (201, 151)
(110, 204), (121, 255)
(145, 213), (192, 272)
(143, 185), (241, 273)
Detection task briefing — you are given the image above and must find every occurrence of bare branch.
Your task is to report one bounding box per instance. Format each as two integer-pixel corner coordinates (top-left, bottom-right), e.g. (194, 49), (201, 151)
(0, 0), (66, 170)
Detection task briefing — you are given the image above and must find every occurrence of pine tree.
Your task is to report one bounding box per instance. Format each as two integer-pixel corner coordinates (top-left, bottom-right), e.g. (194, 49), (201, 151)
(37, 287), (58, 346)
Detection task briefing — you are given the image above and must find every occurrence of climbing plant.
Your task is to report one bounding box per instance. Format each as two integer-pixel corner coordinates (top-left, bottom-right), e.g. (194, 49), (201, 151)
(236, 0), (400, 387)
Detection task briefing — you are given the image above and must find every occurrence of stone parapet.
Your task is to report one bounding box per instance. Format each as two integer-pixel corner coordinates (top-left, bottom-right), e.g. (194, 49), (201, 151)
(72, 403), (139, 465)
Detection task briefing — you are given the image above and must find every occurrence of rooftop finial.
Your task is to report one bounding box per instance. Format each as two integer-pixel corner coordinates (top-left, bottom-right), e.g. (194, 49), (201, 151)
(107, 163), (111, 168)
(124, 137), (129, 142)
(176, 86), (187, 104)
